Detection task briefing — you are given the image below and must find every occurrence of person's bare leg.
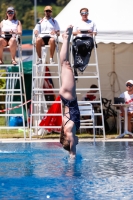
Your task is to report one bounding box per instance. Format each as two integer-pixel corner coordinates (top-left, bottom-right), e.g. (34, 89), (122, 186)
(0, 38), (7, 63)
(60, 61), (76, 100)
(8, 38), (17, 62)
(36, 38), (44, 58)
(59, 26), (76, 100)
(48, 38), (55, 58)
(60, 26), (72, 66)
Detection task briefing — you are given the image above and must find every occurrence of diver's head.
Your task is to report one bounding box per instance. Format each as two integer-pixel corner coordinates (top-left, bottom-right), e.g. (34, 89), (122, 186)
(60, 126), (70, 151)
(60, 126), (78, 152)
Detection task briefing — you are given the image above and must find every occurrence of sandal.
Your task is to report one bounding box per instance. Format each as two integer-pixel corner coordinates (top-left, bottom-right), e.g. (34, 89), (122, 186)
(0, 60), (4, 65)
(11, 59), (18, 65)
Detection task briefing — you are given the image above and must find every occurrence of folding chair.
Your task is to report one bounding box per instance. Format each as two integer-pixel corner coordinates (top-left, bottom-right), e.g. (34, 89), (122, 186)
(78, 102), (95, 141)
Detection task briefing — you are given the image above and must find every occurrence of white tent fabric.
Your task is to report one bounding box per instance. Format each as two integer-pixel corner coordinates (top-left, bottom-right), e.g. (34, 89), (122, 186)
(55, 0), (133, 44)
(53, 0), (133, 101)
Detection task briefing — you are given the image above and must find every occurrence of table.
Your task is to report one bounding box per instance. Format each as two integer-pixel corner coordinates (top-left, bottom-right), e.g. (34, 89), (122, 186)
(112, 104), (133, 138)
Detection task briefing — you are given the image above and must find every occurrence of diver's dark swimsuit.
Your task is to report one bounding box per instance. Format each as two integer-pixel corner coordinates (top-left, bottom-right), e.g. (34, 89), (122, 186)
(60, 95), (80, 131)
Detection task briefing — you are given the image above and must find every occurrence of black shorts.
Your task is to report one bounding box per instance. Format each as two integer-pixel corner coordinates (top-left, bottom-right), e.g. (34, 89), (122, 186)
(0, 35), (20, 43)
(0, 35), (12, 42)
(42, 36), (51, 45)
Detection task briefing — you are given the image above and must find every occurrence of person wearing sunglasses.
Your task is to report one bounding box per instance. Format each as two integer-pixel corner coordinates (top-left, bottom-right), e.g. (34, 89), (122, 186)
(119, 80), (133, 134)
(34, 5), (60, 65)
(0, 7), (22, 65)
(72, 8), (97, 73)
(73, 8), (97, 37)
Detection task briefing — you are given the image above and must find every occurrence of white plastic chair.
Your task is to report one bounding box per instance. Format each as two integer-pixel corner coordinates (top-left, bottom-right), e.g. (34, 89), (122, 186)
(78, 102), (95, 141)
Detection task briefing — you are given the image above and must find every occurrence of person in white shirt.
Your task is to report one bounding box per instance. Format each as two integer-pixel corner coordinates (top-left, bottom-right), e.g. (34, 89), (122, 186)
(34, 5), (60, 65)
(73, 7), (97, 38)
(72, 7), (97, 72)
(119, 80), (133, 133)
(0, 7), (22, 65)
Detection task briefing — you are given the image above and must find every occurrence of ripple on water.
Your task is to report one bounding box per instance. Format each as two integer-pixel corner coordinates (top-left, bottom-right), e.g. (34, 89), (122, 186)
(0, 142), (133, 199)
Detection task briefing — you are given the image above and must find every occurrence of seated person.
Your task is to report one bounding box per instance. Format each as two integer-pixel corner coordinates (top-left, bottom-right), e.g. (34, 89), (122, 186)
(72, 7), (97, 72)
(0, 7), (22, 65)
(82, 84), (98, 102)
(119, 80), (133, 133)
(34, 5), (60, 65)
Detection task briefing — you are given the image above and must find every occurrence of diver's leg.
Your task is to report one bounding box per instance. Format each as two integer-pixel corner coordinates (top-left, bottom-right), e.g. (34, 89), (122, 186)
(59, 26), (76, 100)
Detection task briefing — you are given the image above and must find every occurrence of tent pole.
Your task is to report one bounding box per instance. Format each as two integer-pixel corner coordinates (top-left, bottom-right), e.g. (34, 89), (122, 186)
(112, 43), (115, 100)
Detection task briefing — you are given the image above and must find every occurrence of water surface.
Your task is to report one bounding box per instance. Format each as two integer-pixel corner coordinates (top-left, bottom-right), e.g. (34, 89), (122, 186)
(0, 142), (133, 200)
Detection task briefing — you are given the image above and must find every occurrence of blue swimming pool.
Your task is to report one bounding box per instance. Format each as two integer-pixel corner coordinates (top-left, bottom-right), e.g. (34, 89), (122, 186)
(0, 141), (133, 200)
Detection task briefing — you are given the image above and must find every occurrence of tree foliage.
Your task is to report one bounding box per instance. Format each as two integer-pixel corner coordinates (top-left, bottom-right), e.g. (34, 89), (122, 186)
(56, 0), (70, 6)
(22, 10), (34, 29)
(0, 3), (7, 21)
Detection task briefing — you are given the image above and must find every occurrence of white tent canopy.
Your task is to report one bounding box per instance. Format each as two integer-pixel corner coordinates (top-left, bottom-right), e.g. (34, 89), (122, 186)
(55, 0), (133, 44)
(53, 0), (133, 101)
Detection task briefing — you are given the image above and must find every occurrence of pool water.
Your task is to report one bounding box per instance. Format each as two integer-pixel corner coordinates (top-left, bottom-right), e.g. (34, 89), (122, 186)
(0, 142), (133, 200)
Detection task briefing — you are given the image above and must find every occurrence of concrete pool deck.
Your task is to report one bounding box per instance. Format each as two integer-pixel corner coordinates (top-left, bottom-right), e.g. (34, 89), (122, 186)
(0, 138), (133, 143)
